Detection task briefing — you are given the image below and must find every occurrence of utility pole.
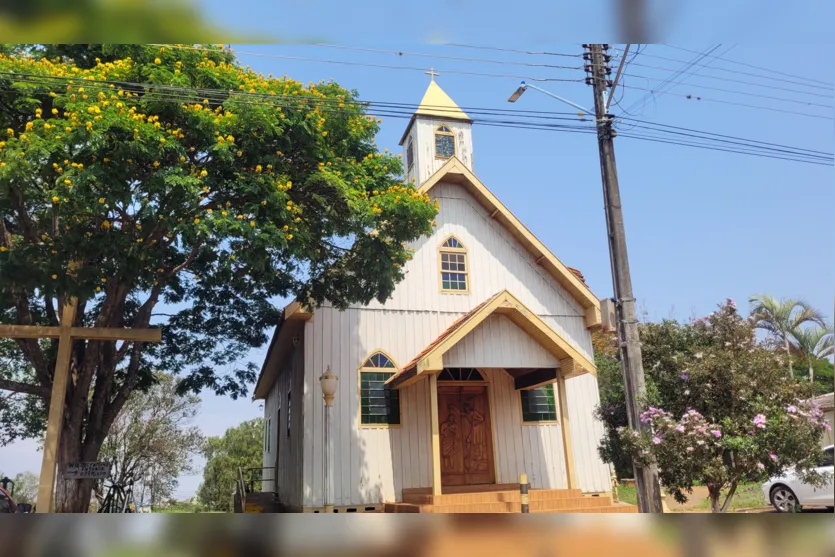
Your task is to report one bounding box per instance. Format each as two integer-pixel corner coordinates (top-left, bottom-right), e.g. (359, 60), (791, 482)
(585, 44), (664, 513)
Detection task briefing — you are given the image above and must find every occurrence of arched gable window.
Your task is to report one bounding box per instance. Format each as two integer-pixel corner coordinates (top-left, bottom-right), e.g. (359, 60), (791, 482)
(434, 124), (456, 159)
(438, 368), (484, 381)
(439, 236), (469, 293)
(359, 351), (401, 426)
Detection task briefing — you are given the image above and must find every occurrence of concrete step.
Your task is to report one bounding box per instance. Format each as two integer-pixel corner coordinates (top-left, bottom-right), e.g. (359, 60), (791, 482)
(243, 492), (280, 513)
(403, 488), (585, 505)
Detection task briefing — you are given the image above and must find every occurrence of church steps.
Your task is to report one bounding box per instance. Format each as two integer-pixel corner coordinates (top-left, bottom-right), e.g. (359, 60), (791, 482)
(385, 488), (637, 513)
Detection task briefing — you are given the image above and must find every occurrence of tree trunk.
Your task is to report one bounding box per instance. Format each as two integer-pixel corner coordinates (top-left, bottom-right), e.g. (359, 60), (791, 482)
(785, 338), (793, 378)
(719, 481), (738, 513)
(809, 362), (814, 385)
(708, 486), (722, 513)
(54, 422), (103, 513)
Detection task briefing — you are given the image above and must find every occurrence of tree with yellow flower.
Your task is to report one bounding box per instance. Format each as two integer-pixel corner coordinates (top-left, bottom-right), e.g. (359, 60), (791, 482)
(0, 44), (436, 512)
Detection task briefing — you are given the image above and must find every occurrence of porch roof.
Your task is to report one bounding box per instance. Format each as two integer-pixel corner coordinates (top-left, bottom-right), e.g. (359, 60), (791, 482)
(386, 290), (596, 390)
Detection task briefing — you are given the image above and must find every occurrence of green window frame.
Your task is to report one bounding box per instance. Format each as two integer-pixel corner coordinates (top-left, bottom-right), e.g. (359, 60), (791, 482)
(520, 384), (558, 422)
(360, 352), (400, 426)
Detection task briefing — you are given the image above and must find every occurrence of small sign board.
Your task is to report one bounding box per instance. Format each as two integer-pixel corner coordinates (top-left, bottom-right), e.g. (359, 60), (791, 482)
(64, 461), (110, 480)
(601, 298), (618, 334)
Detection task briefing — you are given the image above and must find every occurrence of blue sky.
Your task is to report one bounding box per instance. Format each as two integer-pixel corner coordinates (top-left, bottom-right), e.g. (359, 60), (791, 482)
(1, 36), (832, 499)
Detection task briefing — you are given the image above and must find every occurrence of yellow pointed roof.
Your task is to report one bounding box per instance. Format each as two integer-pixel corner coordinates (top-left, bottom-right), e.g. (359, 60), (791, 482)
(414, 80), (471, 121)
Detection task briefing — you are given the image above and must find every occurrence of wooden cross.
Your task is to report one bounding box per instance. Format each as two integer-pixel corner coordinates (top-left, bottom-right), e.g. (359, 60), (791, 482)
(425, 67), (440, 82)
(0, 297), (161, 513)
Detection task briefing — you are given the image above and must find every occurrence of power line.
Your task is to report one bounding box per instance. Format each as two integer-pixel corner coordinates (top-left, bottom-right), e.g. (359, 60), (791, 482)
(622, 66), (832, 100)
(625, 44), (726, 116)
(661, 45), (835, 88)
(628, 52), (832, 91)
(1, 71), (828, 164)
(619, 83), (834, 120)
(156, 44), (585, 83)
(618, 133), (832, 166)
(619, 71), (833, 108)
(442, 43), (583, 58)
(310, 44), (583, 71)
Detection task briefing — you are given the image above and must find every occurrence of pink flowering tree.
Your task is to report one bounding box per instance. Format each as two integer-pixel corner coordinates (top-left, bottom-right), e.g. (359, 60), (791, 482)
(619, 300), (829, 512)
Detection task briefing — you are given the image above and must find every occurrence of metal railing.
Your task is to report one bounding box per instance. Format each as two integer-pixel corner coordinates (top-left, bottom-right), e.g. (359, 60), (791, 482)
(235, 467), (275, 513)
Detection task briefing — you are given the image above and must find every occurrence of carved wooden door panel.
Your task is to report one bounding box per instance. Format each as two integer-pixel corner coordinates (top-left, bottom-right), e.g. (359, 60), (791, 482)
(438, 386), (495, 486)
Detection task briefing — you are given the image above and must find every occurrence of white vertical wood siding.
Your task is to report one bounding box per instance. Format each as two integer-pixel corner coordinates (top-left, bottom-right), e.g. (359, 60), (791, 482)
(263, 339), (305, 506)
(301, 306), (610, 507)
(444, 314), (559, 368)
(405, 117), (474, 187)
(361, 181), (593, 362)
(295, 176), (611, 507)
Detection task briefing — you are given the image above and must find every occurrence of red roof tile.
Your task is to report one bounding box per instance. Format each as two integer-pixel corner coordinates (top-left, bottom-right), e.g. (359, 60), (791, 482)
(566, 266), (586, 284)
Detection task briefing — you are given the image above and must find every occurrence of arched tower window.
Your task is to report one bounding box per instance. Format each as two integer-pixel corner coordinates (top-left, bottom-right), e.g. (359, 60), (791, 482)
(439, 236), (469, 293)
(434, 124), (456, 159)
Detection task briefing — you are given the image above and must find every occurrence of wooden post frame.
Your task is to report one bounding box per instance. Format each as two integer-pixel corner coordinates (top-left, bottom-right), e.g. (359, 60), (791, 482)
(429, 373), (442, 496)
(556, 374), (578, 490)
(0, 301), (162, 513)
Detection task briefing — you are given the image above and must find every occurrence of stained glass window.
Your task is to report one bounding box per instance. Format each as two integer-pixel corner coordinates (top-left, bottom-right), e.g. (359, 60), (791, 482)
(360, 352), (400, 425)
(440, 236), (468, 292)
(520, 385), (558, 422)
(435, 125), (455, 158)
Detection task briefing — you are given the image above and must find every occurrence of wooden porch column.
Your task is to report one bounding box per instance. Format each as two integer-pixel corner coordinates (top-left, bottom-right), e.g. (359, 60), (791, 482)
(557, 374), (578, 489)
(429, 373), (442, 496)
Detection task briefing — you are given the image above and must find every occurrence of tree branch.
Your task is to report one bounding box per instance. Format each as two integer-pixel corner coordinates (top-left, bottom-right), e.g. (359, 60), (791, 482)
(0, 378), (50, 398)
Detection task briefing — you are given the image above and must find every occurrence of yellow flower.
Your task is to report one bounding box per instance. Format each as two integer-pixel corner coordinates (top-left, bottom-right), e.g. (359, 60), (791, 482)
(230, 254), (236, 260)
(294, 217), (301, 223)
(96, 286), (102, 292)
(226, 135), (234, 142)
(255, 165), (262, 173)
(221, 211), (228, 217)
(261, 200), (267, 206)
(51, 274), (57, 280)
(159, 137), (166, 143)
(200, 169), (208, 178)
(154, 58), (161, 64)
(25, 122), (33, 131)
(207, 208), (213, 214)
(236, 215), (243, 220)
(321, 131), (328, 137)
(98, 197), (106, 204)
(0, 246), (6, 252)
(286, 234), (293, 240)
(6, 128), (14, 137)
(236, 150), (242, 157)
(249, 221), (256, 227)
(194, 218), (200, 224)
(101, 278), (107, 283)
(52, 196), (59, 203)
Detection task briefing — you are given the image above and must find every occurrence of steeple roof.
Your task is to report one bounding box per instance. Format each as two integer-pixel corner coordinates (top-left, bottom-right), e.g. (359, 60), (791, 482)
(414, 80), (471, 121)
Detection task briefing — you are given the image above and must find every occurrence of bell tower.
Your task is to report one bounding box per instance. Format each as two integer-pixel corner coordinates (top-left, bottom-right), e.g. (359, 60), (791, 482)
(399, 69), (474, 186)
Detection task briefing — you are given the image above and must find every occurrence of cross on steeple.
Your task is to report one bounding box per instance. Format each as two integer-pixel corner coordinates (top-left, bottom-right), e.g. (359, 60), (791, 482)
(425, 67), (440, 82)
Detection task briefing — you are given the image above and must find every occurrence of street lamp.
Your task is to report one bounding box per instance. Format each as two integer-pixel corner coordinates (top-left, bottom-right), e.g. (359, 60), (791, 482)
(319, 365), (338, 513)
(506, 80), (593, 116)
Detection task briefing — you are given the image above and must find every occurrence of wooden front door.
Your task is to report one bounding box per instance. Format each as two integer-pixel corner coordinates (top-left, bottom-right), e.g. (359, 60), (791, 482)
(438, 385), (495, 486)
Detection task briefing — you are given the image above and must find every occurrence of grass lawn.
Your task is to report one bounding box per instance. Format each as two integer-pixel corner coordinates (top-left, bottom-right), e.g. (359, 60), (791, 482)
(694, 482), (765, 512)
(617, 485), (638, 505)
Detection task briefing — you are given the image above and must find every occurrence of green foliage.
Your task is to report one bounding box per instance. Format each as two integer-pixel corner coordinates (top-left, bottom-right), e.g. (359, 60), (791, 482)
(196, 417), (263, 512)
(98, 372), (203, 509)
(0, 44), (435, 511)
(594, 347), (633, 479)
(617, 300), (829, 512)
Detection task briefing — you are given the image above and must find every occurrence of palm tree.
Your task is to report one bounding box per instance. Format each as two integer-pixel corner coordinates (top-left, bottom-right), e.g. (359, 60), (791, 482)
(792, 324), (834, 385)
(749, 294), (826, 378)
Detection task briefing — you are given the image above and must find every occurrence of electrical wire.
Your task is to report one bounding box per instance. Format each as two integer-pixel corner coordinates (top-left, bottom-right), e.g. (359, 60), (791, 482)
(661, 45), (835, 88)
(441, 44), (583, 58)
(1, 70), (829, 165)
(152, 44), (585, 83)
(309, 44), (583, 71)
(628, 54), (832, 91)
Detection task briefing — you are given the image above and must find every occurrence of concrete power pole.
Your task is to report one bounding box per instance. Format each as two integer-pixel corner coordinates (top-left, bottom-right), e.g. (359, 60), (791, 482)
(585, 43), (664, 513)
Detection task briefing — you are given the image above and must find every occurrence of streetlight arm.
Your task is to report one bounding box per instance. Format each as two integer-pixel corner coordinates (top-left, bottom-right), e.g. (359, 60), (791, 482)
(522, 83), (594, 115)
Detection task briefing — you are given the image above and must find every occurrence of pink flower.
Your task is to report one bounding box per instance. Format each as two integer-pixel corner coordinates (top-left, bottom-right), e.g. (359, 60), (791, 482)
(727, 298), (736, 310)
(711, 430), (722, 438)
(824, 423), (831, 431)
(786, 405), (797, 414)
(757, 463), (765, 470)
(675, 425), (685, 433)
(652, 436), (662, 445)
(686, 447), (694, 453)
(753, 414), (767, 429)
(769, 453), (777, 462)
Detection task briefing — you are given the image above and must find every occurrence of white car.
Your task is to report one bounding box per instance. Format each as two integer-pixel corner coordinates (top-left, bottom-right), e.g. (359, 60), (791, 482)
(762, 445), (834, 512)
